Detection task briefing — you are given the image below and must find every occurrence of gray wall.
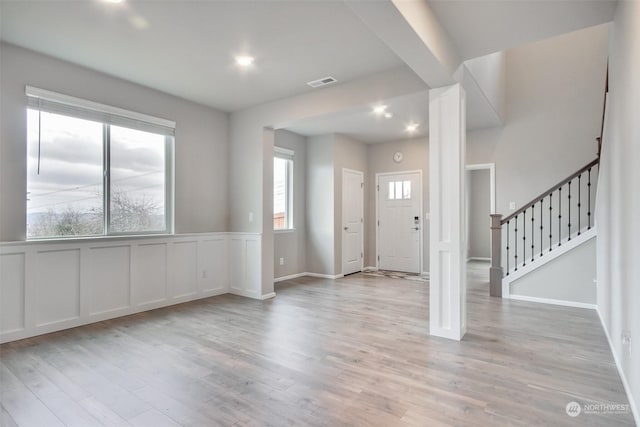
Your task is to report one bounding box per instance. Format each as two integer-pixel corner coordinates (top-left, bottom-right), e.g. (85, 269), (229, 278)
(0, 43), (229, 241)
(467, 169), (491, 259)
(273, 130), (307, 278)
(366, 137), (429, 271)
(511, 237), (596, 304)
(305, 134), (335, 275)
(466, 24), (608, 216)
(334, 134), (367, 275)
(229, 67), (427, 294)
(597, 0), (640, 417)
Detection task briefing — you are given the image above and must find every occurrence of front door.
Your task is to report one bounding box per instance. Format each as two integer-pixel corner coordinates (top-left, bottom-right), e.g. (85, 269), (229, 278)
(377, 172), (422, 273)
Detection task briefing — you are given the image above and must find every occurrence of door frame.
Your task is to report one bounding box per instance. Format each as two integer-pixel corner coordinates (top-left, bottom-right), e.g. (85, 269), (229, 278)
(342, 168), (364, 275)
(465, 163), (496, 213)
(465, 163), (496, 261)
(375, 170), (423, 273)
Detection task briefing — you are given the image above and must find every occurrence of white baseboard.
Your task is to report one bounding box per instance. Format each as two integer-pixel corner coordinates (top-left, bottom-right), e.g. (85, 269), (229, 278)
(305, 272), (344, 280)
(364, 266), (378, 271)
(508, 294), (596, 310)
(597, 308), (640, 425)
(275, 272), (344, 282)
(421, 271), (430, 278)
(261, 292), (276, 300)
(274, 272), (307, 283)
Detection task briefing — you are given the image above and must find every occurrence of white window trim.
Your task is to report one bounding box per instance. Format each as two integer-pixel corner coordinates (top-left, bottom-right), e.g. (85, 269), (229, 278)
(25, 87), (175, 240)
(274, 147), (294, 231)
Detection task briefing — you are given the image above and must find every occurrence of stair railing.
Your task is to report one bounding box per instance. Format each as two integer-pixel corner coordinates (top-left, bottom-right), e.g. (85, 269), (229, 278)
(489, 159), (599, 297)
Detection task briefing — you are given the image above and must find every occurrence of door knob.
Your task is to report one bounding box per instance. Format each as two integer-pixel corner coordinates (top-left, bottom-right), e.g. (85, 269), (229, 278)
(344, 226), (349, 231)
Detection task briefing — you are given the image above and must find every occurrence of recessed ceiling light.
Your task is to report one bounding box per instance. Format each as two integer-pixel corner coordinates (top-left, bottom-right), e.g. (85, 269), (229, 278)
(103, 0), (124, 3)
(406, 123), (419, 132)
(235, 55), (255, 67)
(384, 112), (393, 119)
(373, 105), (387, 115)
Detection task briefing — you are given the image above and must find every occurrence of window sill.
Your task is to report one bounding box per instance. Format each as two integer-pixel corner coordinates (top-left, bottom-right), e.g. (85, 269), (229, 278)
(274, 228), (296, 234)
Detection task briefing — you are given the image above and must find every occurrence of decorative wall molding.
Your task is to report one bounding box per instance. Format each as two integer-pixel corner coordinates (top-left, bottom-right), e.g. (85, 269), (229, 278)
(0, 232), (262, 343)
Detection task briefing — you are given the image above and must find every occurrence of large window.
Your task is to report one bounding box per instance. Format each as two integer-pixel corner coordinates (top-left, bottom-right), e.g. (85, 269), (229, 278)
(273, 147), (293, 230)
(26, 87), (174, 239)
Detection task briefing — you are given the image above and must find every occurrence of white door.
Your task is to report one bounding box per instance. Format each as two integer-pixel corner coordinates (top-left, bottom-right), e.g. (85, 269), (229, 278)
(377, 172), (422, 273)
(342, 169), (364, 275)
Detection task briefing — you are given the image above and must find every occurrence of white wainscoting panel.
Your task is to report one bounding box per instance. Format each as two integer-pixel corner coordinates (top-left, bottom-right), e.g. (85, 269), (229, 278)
(229, 234), (262, 299)
(87, 245), (131, 316)
(172, 241), (198, 298)
(132, 243), (168, 306)
(35, 248), (81, 327)
(199, 237), (228, 293)
(0, 232), (262, 344)
(0, 251), (26, 334)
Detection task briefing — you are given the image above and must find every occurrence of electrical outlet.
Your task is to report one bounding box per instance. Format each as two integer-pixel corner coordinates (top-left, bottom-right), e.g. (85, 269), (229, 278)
(279, 257), (284, 266)
(622, 330), (631, 356)
(249, 212), (254, 222)
(202, 270), (207, 279)
(509, 201), (516, 210)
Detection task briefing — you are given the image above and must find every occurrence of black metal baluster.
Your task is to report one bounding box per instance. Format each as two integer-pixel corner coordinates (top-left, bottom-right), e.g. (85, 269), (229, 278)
(558, 186), (562, 247)
(578, 174), (582, 235)
(568, 180), (572, 241)
(523, 211), (528, 266)
(540, 199), (544, 257)
(588, 168), (592, 229)
(514, 214), (518, 271)
(506, 221), (510, 275)
(531, 205), (535, 262)
(549, 193), (553, 252)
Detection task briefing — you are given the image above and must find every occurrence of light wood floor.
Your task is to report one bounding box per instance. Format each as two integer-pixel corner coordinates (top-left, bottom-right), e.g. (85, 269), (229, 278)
(0, 263), (634, 426)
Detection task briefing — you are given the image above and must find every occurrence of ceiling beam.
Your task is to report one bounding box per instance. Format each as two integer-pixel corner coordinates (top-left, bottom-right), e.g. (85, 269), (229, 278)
(346, 0), (461, 89)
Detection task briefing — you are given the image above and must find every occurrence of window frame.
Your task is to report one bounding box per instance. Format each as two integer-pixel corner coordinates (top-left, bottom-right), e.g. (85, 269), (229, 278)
(273, 147), (294, 232)
(26, 86), (175, 240)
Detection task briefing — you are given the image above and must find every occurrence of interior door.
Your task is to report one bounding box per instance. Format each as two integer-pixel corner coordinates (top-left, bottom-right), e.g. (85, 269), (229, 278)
(342, 169), (364, 275)
(378, 172), (421, 273)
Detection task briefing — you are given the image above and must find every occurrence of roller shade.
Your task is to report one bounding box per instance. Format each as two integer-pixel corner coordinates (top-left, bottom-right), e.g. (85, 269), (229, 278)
(26, 86), (175, 136)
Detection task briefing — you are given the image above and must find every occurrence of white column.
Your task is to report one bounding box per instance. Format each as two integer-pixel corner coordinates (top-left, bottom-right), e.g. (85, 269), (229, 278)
(429, 84), (467, 341)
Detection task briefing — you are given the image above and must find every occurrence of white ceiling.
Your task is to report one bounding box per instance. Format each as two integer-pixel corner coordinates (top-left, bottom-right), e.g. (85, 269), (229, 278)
(284, 92), (430, 144)
(427, 0), (617, 60)
(0, 0), (617, 142)
(0, 0), (404, 112)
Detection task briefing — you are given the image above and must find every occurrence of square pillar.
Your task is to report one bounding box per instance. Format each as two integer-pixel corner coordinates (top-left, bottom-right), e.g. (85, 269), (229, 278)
(429, 84), (467, 341)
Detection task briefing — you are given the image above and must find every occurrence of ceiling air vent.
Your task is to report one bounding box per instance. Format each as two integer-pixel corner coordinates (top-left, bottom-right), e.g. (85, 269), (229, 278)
(307, 76), (337, 88)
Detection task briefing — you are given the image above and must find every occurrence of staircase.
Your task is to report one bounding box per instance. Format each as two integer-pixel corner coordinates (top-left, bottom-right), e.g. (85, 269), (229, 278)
(489, 159), (600, 298)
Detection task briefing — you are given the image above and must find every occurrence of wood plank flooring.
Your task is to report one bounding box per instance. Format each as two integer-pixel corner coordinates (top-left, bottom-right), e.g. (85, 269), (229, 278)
(0, 263), (634, 426)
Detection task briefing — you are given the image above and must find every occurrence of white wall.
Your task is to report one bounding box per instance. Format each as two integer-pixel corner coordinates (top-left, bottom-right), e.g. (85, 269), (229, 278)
(305, 135), (335, 275)
(464, 51), (507, 122)
(0, 43), (229, 241)
(510, 236), (596, 305)
(366, 137), (429, 271)
(273, 130), (307, 278)
(596, 1), (640, 420)
(466, 24), (609, 215)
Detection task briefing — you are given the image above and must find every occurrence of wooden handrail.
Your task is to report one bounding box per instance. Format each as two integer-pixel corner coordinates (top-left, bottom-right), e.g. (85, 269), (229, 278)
(501, 158), (599, 224)
(597, 61), (609, 158)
